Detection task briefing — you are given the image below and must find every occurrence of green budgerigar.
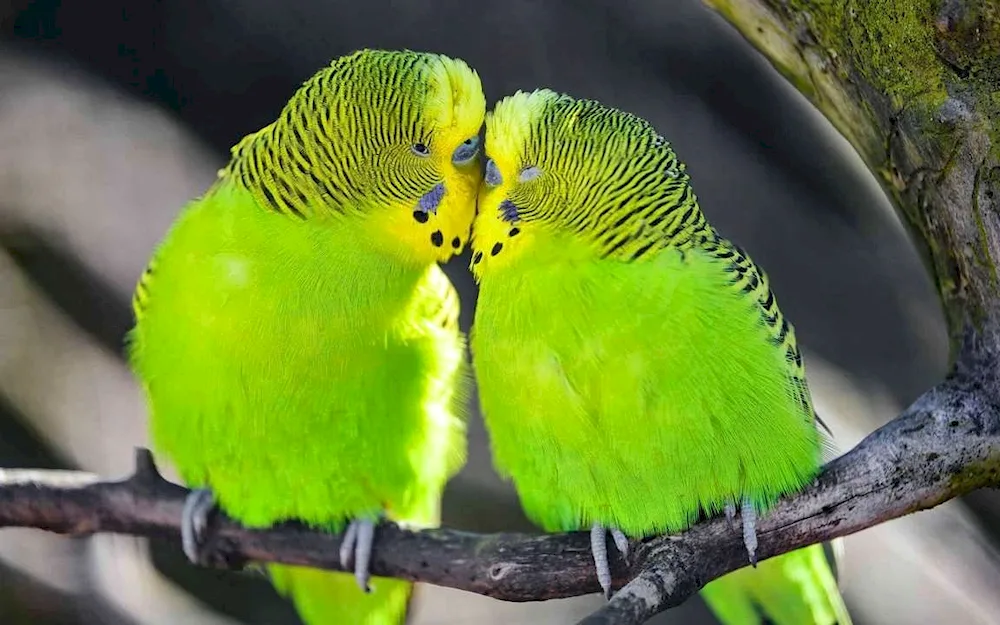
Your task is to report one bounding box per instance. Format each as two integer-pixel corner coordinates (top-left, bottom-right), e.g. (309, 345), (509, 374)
(469, 89), (851, 625)
(127, 49), (485, 625)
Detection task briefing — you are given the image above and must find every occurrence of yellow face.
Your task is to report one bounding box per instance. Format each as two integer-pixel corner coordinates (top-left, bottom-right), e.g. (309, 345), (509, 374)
(472, 89), (686, 278)
(471, 90), (551, 279)
(472, 149), (531, 278)
(364, 53), (486, 265)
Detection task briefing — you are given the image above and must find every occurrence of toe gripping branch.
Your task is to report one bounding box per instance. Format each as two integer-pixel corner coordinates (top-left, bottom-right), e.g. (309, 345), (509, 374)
(725, 499), (759, 566)
(171, 454), (380, 594)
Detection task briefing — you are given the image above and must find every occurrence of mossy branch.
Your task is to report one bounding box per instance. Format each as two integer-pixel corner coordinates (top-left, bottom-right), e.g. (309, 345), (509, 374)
(703, 0), (1000, 352)
(0, 352), (998, 624)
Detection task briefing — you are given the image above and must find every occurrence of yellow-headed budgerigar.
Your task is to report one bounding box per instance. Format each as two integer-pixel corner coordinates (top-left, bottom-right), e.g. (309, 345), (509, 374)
(127, 49), (485, 625)
(469, 89), (851, 625)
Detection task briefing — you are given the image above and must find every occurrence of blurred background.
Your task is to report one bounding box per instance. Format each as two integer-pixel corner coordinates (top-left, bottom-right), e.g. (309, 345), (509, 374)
(0, 0), (998, 623)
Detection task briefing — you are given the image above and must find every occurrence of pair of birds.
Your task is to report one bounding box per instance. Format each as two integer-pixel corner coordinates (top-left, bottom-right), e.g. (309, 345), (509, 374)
(127, 49), (851, 625)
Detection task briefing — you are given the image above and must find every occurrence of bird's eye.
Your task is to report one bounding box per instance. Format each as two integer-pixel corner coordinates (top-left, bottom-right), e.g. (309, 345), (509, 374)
(411, 143), (431, 157)
(518, 165), (541, 182)
(485, 159), (503, 187)
(452, 136), (480, 165)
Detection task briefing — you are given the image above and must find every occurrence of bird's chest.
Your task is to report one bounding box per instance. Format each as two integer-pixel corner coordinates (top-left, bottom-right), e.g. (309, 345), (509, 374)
(167, 241), (424, 382)
(474, 265), (672, 411)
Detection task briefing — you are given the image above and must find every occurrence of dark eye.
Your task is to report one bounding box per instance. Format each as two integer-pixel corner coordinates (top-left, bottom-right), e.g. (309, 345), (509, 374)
(411, 143), (431, 157)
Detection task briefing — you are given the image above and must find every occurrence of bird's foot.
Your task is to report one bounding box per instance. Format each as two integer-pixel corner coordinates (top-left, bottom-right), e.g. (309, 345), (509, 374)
(339, 517), (380, 593)
(724, 502), (738, 529)
(740, 499), (758, 567)
(723, 498), (759, 566)
(591, 524), (630, 600)
(181, 488), (217, 566)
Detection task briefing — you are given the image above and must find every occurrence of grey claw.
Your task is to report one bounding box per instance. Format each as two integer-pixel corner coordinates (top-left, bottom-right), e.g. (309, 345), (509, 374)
(339, 518), (376, 593)
(590, 524), (613, 600)
(741, 499), (758, 567)
(724, 502), (737, 528)
(181, 488), (216, 565)
(610, 528), (629, 563)
(339, 519), (360, 569)
(355, 519), (375, 593)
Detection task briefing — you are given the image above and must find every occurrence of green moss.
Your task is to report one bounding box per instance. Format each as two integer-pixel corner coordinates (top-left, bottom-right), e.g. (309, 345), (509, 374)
(948, 449), (1000, 494)
(935, 2), (1000, 84)
(790, 0), (948, 110)
(992, 90), (1000, 159)
(934, 1), (1000, 157)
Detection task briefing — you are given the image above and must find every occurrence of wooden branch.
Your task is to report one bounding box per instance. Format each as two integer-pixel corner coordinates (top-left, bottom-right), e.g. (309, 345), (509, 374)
(0, 357), (998, 623)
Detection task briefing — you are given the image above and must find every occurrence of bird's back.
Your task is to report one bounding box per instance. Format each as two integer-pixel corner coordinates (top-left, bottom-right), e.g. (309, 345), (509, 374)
(473, 229), (820, 535)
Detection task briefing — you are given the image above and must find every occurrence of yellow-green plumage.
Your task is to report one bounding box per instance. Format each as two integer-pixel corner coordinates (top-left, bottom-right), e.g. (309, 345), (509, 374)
(127, 50), (485, 625)
(701, 545), (848, 625)
(470, 90), (850, 624)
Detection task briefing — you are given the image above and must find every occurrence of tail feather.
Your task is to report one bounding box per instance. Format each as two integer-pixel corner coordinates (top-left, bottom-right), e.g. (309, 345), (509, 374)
(700, 543), (851, 625)
(268, 564), (410, 625)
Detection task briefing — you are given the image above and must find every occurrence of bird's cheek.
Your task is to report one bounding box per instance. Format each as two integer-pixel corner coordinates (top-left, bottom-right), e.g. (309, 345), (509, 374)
(470, 189), (517, 260)
(430, 181), (476, 257)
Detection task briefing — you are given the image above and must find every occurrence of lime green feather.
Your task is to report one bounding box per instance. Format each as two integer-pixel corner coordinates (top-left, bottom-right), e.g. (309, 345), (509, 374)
(132, 182), (468, 526)
(470, 89), (850, 624)
(130, 180), (466, 624)
(472, 228), (816, 534)
(128, 50), (484, 625)
(702, 546), (850, 625)
(269, 565), (411, 625)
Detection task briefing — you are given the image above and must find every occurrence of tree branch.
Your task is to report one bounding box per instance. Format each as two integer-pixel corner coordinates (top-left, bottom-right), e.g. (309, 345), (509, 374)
(0, 345), (998, 623)
(702, 0), (1000, 350)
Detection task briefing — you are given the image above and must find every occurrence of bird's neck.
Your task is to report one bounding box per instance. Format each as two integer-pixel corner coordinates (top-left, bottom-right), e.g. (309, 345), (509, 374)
(591, 182), (710, 262)
(202, 180), (431, 329)
(218, 105), (357, 220)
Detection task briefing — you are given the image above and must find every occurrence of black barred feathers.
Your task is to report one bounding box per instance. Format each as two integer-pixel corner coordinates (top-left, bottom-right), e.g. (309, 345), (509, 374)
(220, 50), (443, 219)
(500, 92), (706, 261)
